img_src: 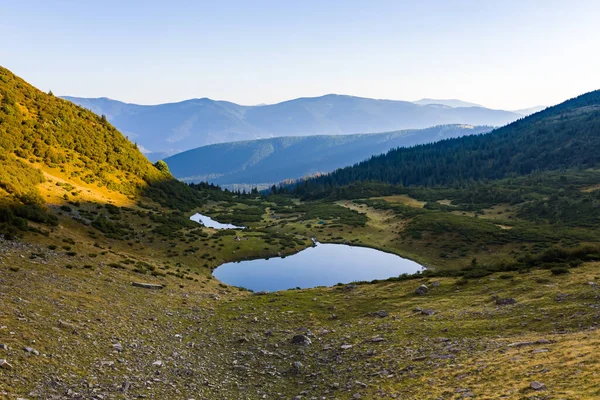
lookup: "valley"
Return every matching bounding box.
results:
[2,66,600,400]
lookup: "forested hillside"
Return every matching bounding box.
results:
[292,90,600,196]
[165,125,491,187]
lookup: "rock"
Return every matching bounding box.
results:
[344,284,357,291]
[341,344,353,350]
[292,361,303,370]
[254,291,269,295]
[367,310,388,318]
[415,284,429,295]
[431,281,441,288]
[291,334,312,346]
[495,297,517,306]
[0,344,8,350]
[112,343,123,352]
[371,336,385,343]
[132,282,164,289]
[0,359,12,369]
[507,339,552,348]
[420,309,436,316]
[24,346,39,356]
[530,381,546,391]
[555,293,569,302]
[152,360,163,367]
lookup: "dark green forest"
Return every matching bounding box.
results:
[291,90,600,197]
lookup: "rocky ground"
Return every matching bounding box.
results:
[2,236,600,399]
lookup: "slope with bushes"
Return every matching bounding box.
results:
[0,66,205,235]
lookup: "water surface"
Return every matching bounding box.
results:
[213,242,422,292]
[190,213,245,230]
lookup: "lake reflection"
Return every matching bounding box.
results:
[213,242,423,292]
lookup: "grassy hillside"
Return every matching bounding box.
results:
[165,125,492,188]
[293,90,600,197]
[0,66,208,235]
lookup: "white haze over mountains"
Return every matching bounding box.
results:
[62,94,531,161]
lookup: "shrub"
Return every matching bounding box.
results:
[551,267,570,275]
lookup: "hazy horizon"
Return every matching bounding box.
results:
[2,0,599,110]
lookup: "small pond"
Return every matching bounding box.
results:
[190,213,245,230]
[213,242,423,292]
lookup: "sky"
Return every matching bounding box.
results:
[2,0,600,110]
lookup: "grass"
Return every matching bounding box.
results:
[3,239,599,398]
[2,160,600,398]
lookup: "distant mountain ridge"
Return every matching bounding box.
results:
[412,98,481,108]
[164,124,492,188]
[513,105,547,116]
[291,89,600,196]
[62,94,523,161]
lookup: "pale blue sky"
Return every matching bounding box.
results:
[2,0,599,109]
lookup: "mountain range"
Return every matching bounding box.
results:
[62,94,525,161]
[164,124,492,189]
[293,90,600,196]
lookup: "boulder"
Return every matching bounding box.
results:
[291,334,312,346]
[415,284,429,295]
[495,297,517,306]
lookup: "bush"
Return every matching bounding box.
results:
[551,267,570,275]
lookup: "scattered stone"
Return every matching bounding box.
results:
[341,344,353,350]
[371,336,385,343]
[431,281,441,288]
[344,284,357,291]
[24,346,39,356]
[530,381,546,391]
[132,282,164,289]
[507,339,552,348]
[0,344,8,350]
[112,343,123,352]
[420,309,436,316]
[152,360,163,367]
[495,297,517,306]
[0,359,12,369]
[100,361,115,367]
[415,284,429,295]
[367,310,388,318]
[291,334,312,346]
[555,293,569,302]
